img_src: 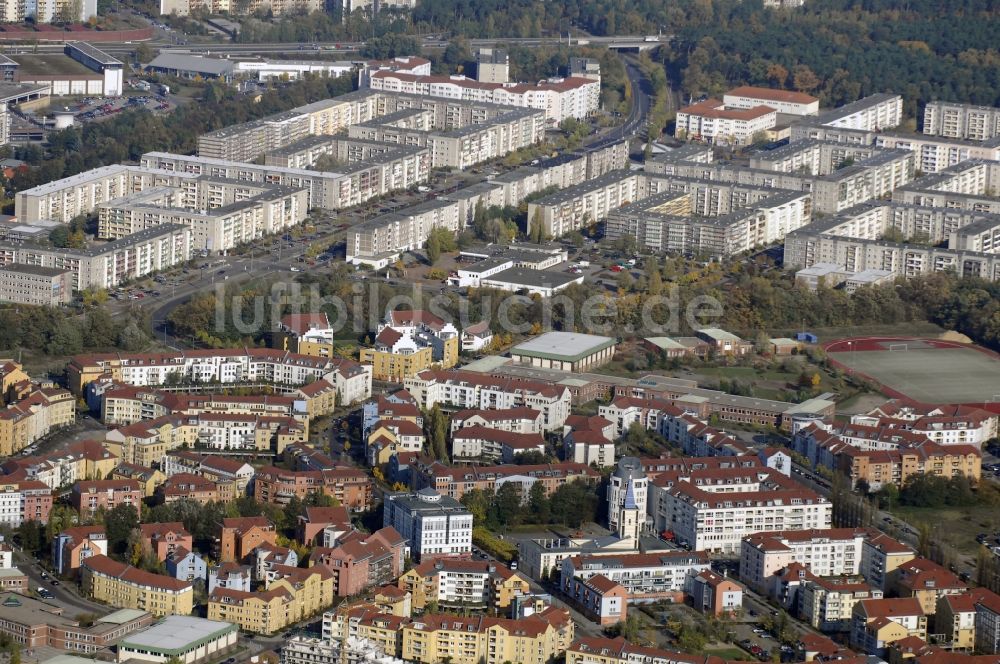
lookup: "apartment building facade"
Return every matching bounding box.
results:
[654,467,832,553]
[81,554,194,617]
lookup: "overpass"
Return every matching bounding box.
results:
[24,34,667,56]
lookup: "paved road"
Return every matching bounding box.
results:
[11,546,110,617]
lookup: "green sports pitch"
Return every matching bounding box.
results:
[827,341,1000,404]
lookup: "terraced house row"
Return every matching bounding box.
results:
[68,348,372,405]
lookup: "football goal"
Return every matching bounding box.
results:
[888,343,908,352]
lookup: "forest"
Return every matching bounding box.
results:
[225,0,1000,116]
[163,256,1000,356]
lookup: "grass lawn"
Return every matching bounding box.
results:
[704,647,751,661]
[892,504,1000,556]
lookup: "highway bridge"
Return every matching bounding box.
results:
[22,34,668,56]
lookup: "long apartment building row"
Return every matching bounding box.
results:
[403,368,572,430]
[410,458,600,501]
[891,158,1000,212]
[97,383,331,426]
[739,527,914,594]
[784,173,1000,281]
[14,164,199,224]
[0,224,192,292]
[647,144,915,215]
[263,135,429,173]
[346,138,627,267]
[97,177,309,253]
[140,147,428,213]
[81,554,194,617]
[0,439,114,492]
[197,89,387,161]
[346,106,544,170]
[198,89,545,170]
[604,183,812,259]
[366,70,600,124]
[792,422,981,491]
[322,606,575,664]
[790,110,1000,176]
[67,348,372,403]
[107,412,306,463]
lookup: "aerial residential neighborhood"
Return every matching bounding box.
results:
[0,2,999,664]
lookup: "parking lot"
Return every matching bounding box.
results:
[71,91,173,123]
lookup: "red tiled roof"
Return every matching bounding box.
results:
[82,554,191,591]
[725,85,818,105]
[280,313,330,336]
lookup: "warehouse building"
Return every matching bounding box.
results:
[117,615,238,664]
[510,332,617,372]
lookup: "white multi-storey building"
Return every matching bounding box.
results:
[675,99,777,146]
[607,457,648,536]
[14,165,199,224]
[69,349,372,405]
[368,71,599,124]
[740,528,871,593]
[561,551,711,601]
[382,488,473,561]
[816,94,903,131]
[404,369,571,431]
[655,467,832,554]
[923,101,1000,141]
[723,86,819,116]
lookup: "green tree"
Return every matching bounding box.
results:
[426,233,441,265]
[493,482,522,527]
[528,208,546,244]
[17,520,43,556]
[104,504,139,558]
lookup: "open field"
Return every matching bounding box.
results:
[892,504,1000,557]
[827,338,1000,404]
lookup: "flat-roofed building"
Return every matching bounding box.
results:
[478,267,584,297]
[382,488,473,561]
[815,94,903,132]
[65,43,123,97]
[510,332,616,372]
[0,593,153,651]
[0,224,192,292]
[0,264,71,306]
[117,616,237,664]
[923,101,1000,141]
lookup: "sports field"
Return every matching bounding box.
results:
[826,338,1000,404]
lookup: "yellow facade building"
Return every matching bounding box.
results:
[0,360,29,403]
[207,566,334,634]
[360,310,459,382]
[81,554,193,617]
[400,608,573,664]
[399,560,530,614]
[0,388,75,457]
[359,345,435,382]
